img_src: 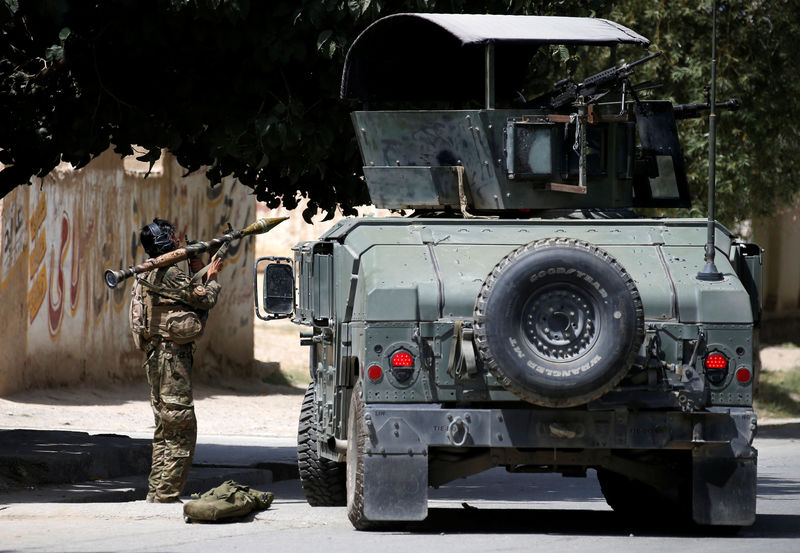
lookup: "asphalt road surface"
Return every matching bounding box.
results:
[1,436,798,553]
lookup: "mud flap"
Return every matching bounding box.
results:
[692,451,757,526]
[363,454,428,521]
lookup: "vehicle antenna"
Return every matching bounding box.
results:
[485,40,495,109]
[697,0,724,281]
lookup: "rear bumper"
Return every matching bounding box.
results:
[358,404,757,525]
[363,404,757,457]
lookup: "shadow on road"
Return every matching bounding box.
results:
[758,474,800,497]
[0,429,299,504]
[398,508,800,538]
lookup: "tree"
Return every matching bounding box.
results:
[606,0,800,225]
[1,1,797,225]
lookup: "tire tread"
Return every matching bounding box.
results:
[297,381,347,507]
[473,237,644,407]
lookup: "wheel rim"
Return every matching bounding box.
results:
[522,283,600,361]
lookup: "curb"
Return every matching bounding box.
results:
[0,429,151,489]
[758,419,800,440]
[0,466,284,504]
[0,429,299,504]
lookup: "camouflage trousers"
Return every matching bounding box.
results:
[144,339,197,503]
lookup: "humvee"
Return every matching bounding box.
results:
[256,14,760,530]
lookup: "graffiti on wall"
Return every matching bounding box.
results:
[1,196,27,288]
[0,152,256,393]
[205,181,253,270]
[21,176,252,340]
[47,212,71,337]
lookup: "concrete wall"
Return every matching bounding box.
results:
[754,210,800,341]
[0,150,255,395]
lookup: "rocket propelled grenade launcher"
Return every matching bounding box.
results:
[103,216,288,289]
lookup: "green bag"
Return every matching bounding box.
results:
[183,480,274,523]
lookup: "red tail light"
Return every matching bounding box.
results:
[389,350,415,383]
[736,367,752,383]
[391,351,414,367]
[367,365,383,380]
[704,353,728,370]
[704,352,729,385]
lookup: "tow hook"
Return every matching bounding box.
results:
[447,416,470,446]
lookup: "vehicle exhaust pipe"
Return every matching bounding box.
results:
[328,437,348,454]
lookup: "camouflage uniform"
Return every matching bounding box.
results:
[141,264,221,503]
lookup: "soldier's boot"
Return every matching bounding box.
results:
[146,437,168,502]
[154,447,194,502]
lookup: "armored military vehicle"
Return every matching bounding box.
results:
[256,14,761,530]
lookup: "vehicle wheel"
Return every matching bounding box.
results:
[474,238,644,407]
[346,381,375,530]
[597,468,689,523]
[297,381,346,506]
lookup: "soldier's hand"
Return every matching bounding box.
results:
[189,256,205,274]
[206,256,224,282]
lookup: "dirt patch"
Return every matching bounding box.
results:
[0,380,303,439]
[0,322,307,438]
[252,318,310,386]
[760,346,800,372]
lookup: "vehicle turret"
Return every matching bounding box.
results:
[342,13,691,214]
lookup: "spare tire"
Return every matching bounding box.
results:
[474,238,644,407]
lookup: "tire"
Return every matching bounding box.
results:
[474,238,644,408]
[346,381,375,530]
[597,467,689,523]
[297,381,346,507]
[598,469,667,517]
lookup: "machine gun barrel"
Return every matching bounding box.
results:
[103,216,288,289]
[673,98,740,120]
[580,50,662,90]
[545,50,662,109]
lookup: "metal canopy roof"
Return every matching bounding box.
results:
[341,13,650,102]
[389,14,649,46]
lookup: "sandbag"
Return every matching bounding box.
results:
[183,480,274,523]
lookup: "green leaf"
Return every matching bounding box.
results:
[316,29,332,51]
[45,45,64,63]
[135,148,162,164]
[113,143,134,157]
[348,0,372,17]
[3,0,19,16]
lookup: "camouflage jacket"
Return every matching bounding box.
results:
[146,264,221,311]
[142,264,222,343]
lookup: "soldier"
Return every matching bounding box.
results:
[134,218,224,503]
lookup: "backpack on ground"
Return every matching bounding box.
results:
[183,480,274,523]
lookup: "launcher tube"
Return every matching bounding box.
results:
[103,216,288,289]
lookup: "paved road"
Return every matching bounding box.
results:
[1,436,798,552]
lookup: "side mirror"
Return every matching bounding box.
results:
[254,256,294,321]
